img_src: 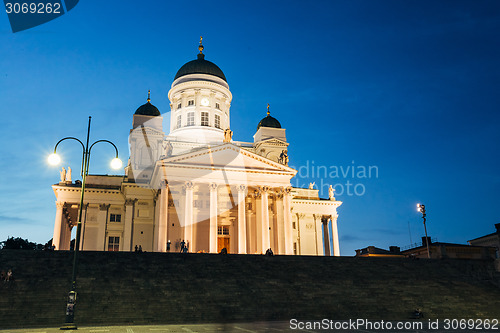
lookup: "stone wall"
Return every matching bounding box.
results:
[0,250,499,328]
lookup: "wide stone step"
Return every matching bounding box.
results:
[1,250,499,329]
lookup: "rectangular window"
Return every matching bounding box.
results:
[194,200,203,208]
[217,226,229,235]
[187,112,195,126]
[214,114,221,129]
[293,242,297,255]
[215,102,220,110]
[201,112,209,126]
[110,214,121,222]
[177,103,181,110]
[108,236,120,251]
[292,221,296,229]
[188,100,194,106]
[176,115,181,128]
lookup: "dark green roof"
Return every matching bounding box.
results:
[135,102,160,116]
[257,114,281,130]
[174,53,227,82]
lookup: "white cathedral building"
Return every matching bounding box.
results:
[51,41,342,256]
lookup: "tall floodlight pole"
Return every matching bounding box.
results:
[416,203,431,259]
[48,116,122,329]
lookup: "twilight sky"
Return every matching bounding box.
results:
[1,0,499,256]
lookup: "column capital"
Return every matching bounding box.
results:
[296,213,306,219]
[55,201,65,209]
[238,184,247,192]
[209,183,218,191]
[99,203,110,211]
[321,215,330,224]
[185,181,194,189]
[160,180,169,189]
[259,185,270,193]
[125,198,137,206]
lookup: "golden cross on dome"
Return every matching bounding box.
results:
[147,90,151,103]
[199,36,204,54]
[267,103,270,116]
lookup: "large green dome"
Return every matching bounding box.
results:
[174,53,227,82]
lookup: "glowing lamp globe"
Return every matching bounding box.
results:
[110,157,123,170]
[48,153,61,166]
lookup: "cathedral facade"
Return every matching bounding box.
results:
[51,42,342,256]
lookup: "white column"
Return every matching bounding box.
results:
[123,199,135,251]
[260,186,270,253]
[209,183,218,253]
[79,204,88,251]
[283,187,293,255]
[184,181,194,251]
[96,204,108,251]
[331,215,340,256]
[157,181,169,252]
[238,185,247,254]
[153,198,160,251]
[322,216,331,256]
[52,201,64,250]
[275,192,284,255]
[60,217,71,250]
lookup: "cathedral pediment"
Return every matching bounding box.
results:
[160,143,294,173]
[255,138,288,147]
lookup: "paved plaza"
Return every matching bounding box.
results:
[1,321,498,333]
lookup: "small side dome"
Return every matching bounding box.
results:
[257,104,281,130]
[135,90,161,116]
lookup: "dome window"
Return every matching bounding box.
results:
[214,114,221,129]
[187,112,195,126]
[215,102,220,110]
[188,100,195,106]
[201,112,209,126]
[176,115,182,129]
[177,103,181,110]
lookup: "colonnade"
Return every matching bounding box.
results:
[156,181,294,254]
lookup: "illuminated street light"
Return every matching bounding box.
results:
[48,153,61,166]
[110,157,123,170]
[49,116,121,330]
[416,203,431,259]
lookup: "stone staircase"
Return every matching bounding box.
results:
[0,250,499,329]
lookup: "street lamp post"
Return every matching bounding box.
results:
[416,203,431,259]
[48,116,122,329]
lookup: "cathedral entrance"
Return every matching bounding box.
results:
[217,225,230,253]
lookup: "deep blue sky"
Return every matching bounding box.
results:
[1,0,499,255]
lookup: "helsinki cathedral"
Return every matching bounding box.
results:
[51,39,342,256]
